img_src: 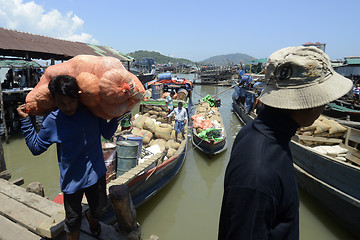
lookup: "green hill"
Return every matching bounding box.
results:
[200,53,254,66]
[128,50,195,65]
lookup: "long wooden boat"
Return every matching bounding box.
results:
[323,101,360,122]
[232,88,360,239]
[191,101,227,157]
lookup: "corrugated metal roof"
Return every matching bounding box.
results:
[0,27,132,62]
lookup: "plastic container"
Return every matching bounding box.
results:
[158,72,172,80]
[116,140,139,176]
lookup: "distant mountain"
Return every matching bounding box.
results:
[200,53,254,66]
[128,50,195,65]
[128,50,256,66]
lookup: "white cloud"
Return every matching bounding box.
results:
[0,0,98,44]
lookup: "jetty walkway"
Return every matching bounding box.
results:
[0,152,160,240]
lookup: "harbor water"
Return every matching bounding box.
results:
[2,74,358,240]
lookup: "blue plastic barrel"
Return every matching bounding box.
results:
[151,83,163,99]
[116,140,139,176]
[158,72,172,80]
[119,134,143,157]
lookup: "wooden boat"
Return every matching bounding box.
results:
[117,105,188,208]
[191,100,227,157]
[232,88,360,239]
[323,101,360,122]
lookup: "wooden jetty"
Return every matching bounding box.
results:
[0,150,162,239]
[0,178,134,240]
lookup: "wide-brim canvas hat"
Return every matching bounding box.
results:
[259,46,353,110]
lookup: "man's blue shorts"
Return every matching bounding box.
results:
[175,120,185,133]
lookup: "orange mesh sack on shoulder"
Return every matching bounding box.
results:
[25,55,145,119]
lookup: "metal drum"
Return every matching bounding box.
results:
[116,140,139,176]
[119,134,143,158]
[151,83,163,99]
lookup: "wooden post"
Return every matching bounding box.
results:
[109,184,141,240]
[0,137,6,172]
[0,81,9,144]
[26,182,45,197]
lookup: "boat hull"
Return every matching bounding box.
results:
[192,132,227,157]
[293,163,360,238]
[128,139,187,207]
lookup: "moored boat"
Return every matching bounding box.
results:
[231,87,360,238]
[191,95,227,157]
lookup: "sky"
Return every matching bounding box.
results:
[0,0,359,62]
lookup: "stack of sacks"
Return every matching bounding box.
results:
[131,113,185,160]
[141,105,168,123]
[311,145,348,161]
[192,102,223,134]
[297,115,348,146]
[26,55,145,119]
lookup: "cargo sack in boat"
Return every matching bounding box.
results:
[166,148,177,159]
[131,127,142,137]
[133,115,147,129]
[166,139,181,150]
[158,111,168,117]
[210,115,222,123]
[201,102,210,109]
[200,120,214,130]
[196,106,207,113]
[139,129,153,145]
[143,117,157,133]
[313,119,331,134]
[154,106,164,111]
[148,110,158,115]
[25,55,145,119]
[321,118,347,135]
[150,139,167,151]
[150,115,157,119]
[154,124,172,141]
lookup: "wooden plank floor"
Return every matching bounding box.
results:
[0,179,129,239]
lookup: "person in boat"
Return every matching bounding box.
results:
[167,101,188,143]
[253,89,265,114]
[17,75,120,240]
[218,46,353,240]
[166,91,175,113]
[353,83,360,104]
[120,112,132,131]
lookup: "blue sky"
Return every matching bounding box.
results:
[0,0,359,61]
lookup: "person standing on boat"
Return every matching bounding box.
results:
[17,75,120,240]
[353,84,360,104]
[167,101,187,143]
[120,112,132,131]
[166,91,175,113]
[218,46,353,240]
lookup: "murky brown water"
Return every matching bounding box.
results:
[2,74,358,239]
